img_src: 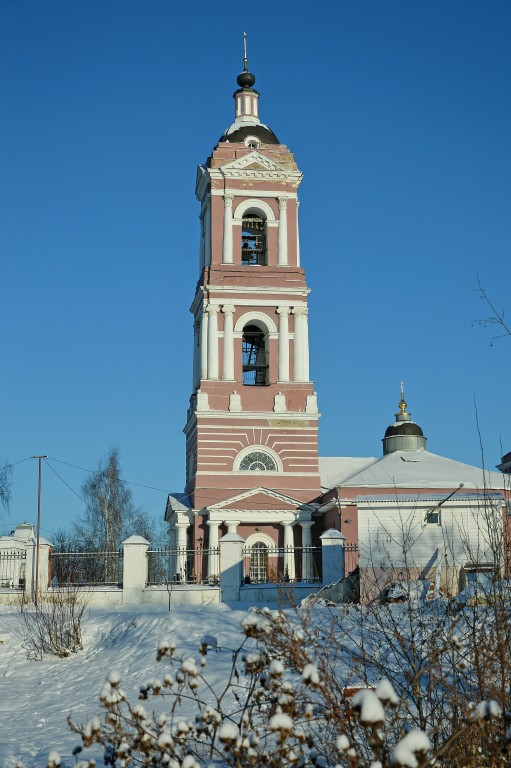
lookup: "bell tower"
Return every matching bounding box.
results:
[180,47,321,540]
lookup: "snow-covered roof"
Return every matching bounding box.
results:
[352,492,504,503]
[166,493,192,512]
[319,457,379,489]
[320,449,507,491]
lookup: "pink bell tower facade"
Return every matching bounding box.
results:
[166,53,321,569]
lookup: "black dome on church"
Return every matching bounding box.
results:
[219,123,280,145]
[384,421,424,438]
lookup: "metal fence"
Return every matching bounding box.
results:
[50,551,123,587]
[146,546,220,586]
[242,545,322,584]
[0,550,27,589]
[344,543,359,576]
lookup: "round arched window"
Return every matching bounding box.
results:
[239,451,277,471]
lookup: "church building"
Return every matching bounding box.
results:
[165,53,509,594]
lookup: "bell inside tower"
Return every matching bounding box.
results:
[242,324,268,385]
[241,214,267,265]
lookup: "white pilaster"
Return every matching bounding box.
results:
[278,197,288,266]
[303,307,310,381]
[207,521,220,580]
[296,200,301,268]
[277,306,290,382]
[222,304,235,380]
[300,521,314,581]
[204,197,211,267]
[222,193,234,264]
[200,310,208,380]
[207,305,219,380]
[293,308,306,382]
[283,522,295,581]
[192,319,200,388]
[199,212,205,271]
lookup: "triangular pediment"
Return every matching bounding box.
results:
[219,151,282,173]
[209,486,310,512]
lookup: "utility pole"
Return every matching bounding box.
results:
[31,455,48,607]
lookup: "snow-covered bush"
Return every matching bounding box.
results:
[64,603,511,768]
[19,586,88,659]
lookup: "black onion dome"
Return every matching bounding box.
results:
[219,123,280,144]
[237,70,256,88]
[384,422,424,438]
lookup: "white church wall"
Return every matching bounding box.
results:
[357,496,502,596]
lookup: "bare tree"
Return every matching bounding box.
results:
[0,460,12,512]
[475,276,511,346]
[71,448,155,582]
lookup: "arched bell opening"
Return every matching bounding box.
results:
[242,324,268,385]
[241,214,267,266]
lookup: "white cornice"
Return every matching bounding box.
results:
[184,410,320,434]
[210,189,298,199]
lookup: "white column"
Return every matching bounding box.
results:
[207,305,219,380]
[222,304,235,380]
[277,307,290,382]
[226,520,240,535]
[293,308,306,382]
[175,522,189,583]
[303,307,310,381]
[199,212,205,271]
[192,319,200,388]
[207,521,220,580]
[204,197,211,266]
[296,200,301,268]
[200,310,208,380]
[283,522,295,581]
[222,193,234,264]
[300,521,314,581]
[278,197,288,266]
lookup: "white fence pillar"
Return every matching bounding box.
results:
[320,529,346,585]
[122,536,149,605]
[219,533,245,602]
[25,539,51,602]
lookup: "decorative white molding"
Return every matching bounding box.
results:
[216,151,284,173]
[211,189,298,200]
[229,391,242,413]
[234,310,277,335]
[306,393,318,414]
[196,390,210,411]
[273,392,286,413]
[233,445,283,473]
[209,485,309,510]
[233,198,276,223]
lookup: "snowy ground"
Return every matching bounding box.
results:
[0,602,261,768]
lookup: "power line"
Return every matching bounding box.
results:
[1,457,33,470]
[47,456,178,495]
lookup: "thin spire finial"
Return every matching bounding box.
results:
[399,381,407,414]
[243,31,248,72]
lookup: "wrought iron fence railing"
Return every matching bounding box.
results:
[0,550,27,589]
[344,543,359,576]
[242,545,322,584]
[50,551,123,587]
[146,547,220,586]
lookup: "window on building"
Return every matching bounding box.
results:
[250,541,268,583]
[242,324,268,385]
[425,510,440,525]
[239,451,277,471]
[241,215,267,266]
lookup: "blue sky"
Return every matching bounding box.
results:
[1,0,510,538]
